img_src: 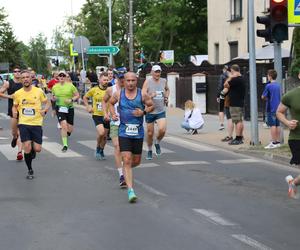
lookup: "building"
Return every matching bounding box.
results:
[207,0,293,64]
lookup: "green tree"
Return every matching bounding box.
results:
[290,27,300,77]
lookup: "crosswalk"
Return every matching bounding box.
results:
[0,112,10,120]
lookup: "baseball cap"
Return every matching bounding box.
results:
[58,70,67,76]
[113,67,127,78]
[152,65,162,72]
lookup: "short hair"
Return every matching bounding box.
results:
[13,66,20,70]
[230,64,240,72]
[184,100,195,110]
[99,72,108,78]
[267,69,277,80]
[20,70,31,75]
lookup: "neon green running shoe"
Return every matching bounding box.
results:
[128,188,137,203]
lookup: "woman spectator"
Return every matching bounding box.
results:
[181,100,204,135]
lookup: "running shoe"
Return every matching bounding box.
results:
[95,151,101,160]
[218,124,225,131]
[191,129,198,135]
[228,139,243,145]
[16,151,23,161]
[11,136,18,148]
[285,175,298,198]
[61,146,68,152]
[154,144,161,156]
[221,136,233,142]
[146,150,153,160]
[26,169,34,180]
[128,188,137,203]
[99,149,105,160]
[119,175,127,188]
[264,142,281,149]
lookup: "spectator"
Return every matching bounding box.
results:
[261,69,281,149]
[181,100,204,135]
[217,65,229,131]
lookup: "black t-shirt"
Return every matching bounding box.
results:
[228,76,245,107]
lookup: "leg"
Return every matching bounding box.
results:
[121,151,133,189]
[181,121,191,131]
[132,154,142,168]
[156,118,167,143]
[146,122,154,150]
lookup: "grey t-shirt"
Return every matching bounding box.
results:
[146,77,167,114]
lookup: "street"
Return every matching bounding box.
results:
[0,99,300,250]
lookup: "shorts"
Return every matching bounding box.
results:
[18,124,43,144]
[230,106,243,124]
[56,107,74,125]
[51,100,56,110]
[110,124,119,138]
[146,111,166,123]
[219,99,224,112]
[224,107,231,120]
[288,140,300,165]
[266,112,280,127]
[92,115,110,129]
[119,136,143,154]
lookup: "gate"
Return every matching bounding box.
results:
[176,77,192,109]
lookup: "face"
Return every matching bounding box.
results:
[107,70,113,80]
[124,73,137,91]
[13,68,21,79]
[152,70,161,80]
[58,73,66,83]
[100,76,109,87]
[21,72,32,88]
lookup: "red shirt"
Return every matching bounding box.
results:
[47,78,58,90]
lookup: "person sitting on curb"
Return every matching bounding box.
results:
[181,100,204,135]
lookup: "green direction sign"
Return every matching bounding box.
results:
[87,46,120,55]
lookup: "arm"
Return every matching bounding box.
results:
[40,98,51,116]
[102,87,112,121]
[164,80,170,104]
[0,81,12,99]
[141,79,148,97]
[276,103,298,130]
[83,92,93,113]
[109,90,120,121]
[12,104,18,119]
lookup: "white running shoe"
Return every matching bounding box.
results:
[264,142,280,149]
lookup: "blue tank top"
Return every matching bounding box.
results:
[119,88,145,139]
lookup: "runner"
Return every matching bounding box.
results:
[0,66,24,160]
[102,68,126,187]
[83,72,110,160]
[12,70,50,179]
[142,65,169,160]
[47,71,59,117]
[110,72,154,203]
[51,70,79,152]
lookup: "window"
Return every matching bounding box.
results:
[229,41,238,60]
[214,43,219,64]
[230,0,243,21]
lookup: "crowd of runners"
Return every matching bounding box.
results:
[0,65,169,203]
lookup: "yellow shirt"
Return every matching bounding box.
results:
[14,86,47,126]
[84,86,107,116]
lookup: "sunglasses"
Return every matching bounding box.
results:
[58,74,66,77]
[14,70,21,73]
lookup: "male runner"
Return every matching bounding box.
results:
[102,69,126,187]
[110,72,153,203]
[51,71,79,152]
[83,72,110,160]
[142,65,169,160]
[12,70,50,179]
[0,66,24,160]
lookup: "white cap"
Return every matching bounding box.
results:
[151,65,162,72]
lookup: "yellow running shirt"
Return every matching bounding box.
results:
[13,87,47,126]
[84,86,107,116]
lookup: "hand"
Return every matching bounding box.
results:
[288,120,299,130]
[104,113,110,121]
[86,105,93,113]
[12,112,18,119]
[132,108,144,117]
[164,96,168,104]
[111,113,119,121]
[150,92,156,98]
[40,109,47,117]
[64,98,72,104]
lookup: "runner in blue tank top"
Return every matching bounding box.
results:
[110,72,154,203]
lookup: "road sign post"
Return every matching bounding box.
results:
[86,46,120,55]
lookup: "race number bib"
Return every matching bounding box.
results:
[96,102,102,111]
[154,90,164,99]
[125,124,139,136]
[58,106,69,113]
[22,108,35,116]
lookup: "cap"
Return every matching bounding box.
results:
[113,67,127,78]
[152,65,162,72]
[58,70,67,76]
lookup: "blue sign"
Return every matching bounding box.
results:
[295,0,300,16]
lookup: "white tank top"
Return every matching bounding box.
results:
[111,84,120,126]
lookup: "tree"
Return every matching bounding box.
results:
[290,27,300,77]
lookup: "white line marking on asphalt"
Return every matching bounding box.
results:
[167,161,210,166]
[217,159,261,164]
[0,113,10,119]
[142,142,174,153]
[43,142,82,158]
[193,209,237,226]
[0,144,18,160]
[0,137,9,140]
[164,136,218,152]
[42,136,48,140]
[77,140,114,155]
[134,179,168,197]
[232,234,273,250]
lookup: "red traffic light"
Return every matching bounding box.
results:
[271,5,287,21]
[270,0,288,42]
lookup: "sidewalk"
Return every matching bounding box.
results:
[165,107,292,166]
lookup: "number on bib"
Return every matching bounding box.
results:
[154,90,164,99]
[58,106,69,113]
[125,124,139,136]
[22,108,35,116]
[96,102,102,111]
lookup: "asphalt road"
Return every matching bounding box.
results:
[0,99,300,250]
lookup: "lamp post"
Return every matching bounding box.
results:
[108,0,113,66]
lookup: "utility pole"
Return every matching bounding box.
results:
[129,0,134,71]
[248,0,259,145]
[108,0,113,66]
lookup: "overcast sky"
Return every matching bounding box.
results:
[1,0,86,45]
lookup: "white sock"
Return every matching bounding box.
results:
[148,145,152,151]
[155,139,161,144]
[117,168,123,177]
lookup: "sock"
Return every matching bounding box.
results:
[24,153,32,171]
[148,145,152,151]
[236,136,243,140]
[62,137,68,147]
[273,141,280,144]
[96,146,101,153]
[155,139,161,145]
[117,168,123,177]
[67,132,71,137]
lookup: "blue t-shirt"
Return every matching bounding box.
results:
[262,82,281,113]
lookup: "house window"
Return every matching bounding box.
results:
[230,0,242,21]
[229,41,238,60]
[214,43,219,64]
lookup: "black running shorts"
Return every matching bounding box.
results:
[119,136,143,155]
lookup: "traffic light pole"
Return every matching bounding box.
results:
[248,0,259,145]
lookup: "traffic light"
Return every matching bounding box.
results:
[270,0,288,42]
[256,14,272,42]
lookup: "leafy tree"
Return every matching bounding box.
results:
[290,27,300,77]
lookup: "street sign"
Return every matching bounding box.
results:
[69,44,78,56]
[87,46,120,55]
[288,0,300,24]
[73,36,90,54]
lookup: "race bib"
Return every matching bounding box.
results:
[125,124,139,136]
[58,106,69,113]
[154,90,164,99]
[96,102,102,111]
[22,108,35,116]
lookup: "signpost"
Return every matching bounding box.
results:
[87,46,120,55]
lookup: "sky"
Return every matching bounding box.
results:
[1,0,86,45]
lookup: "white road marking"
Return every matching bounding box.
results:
[164,136,218,152]
[0,113,10,119]
[42,136,48,140]
[134,179,168,197]
[232,234,273,250]
[105,163,159,170]
[0,137,9,140]
[142,142,174,153]
[193,209,237,226]
[217,159,261,164]
[0,144,18,160]
[78,141,114,155]
[43,142,82,158]
[167,161,210,166]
